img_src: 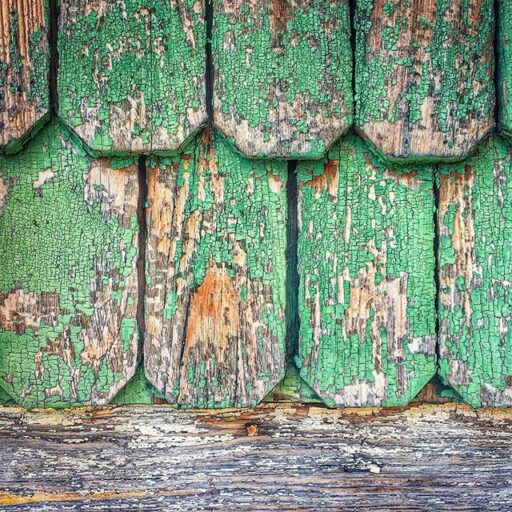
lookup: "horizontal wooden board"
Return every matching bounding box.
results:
[0,122,140,408]
[355,0,495,161]
[297,135,437,406]
[212,0,353,158]
[58,0,207,155]
[144,130,288,408]
[438,136,512,407]
[1,403,512,510]
[0,0,49,152]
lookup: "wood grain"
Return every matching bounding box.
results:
[438,135,512,407]
[355,0,495,161]
[297,135,437,406]
[58,0,207,155]
[0,122,140,408]
[144,130,287,408]
[212,0,353,159]
[1,403,512,510]
[0,0,49,152]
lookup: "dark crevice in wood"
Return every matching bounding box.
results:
[205,0,214,125]
[286,160,300,364]
[136,156,148,365]
[433,168,442,365]
[48,0,59,116]
[494,0,501,129]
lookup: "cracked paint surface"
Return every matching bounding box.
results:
[213,0,353,159]
[0,122,140,408]
[355,0,494,161]
[438,136,512,407]
[0,0,49,152]
[58,0,206,155]
[297,134,436,406]
[498,0,512,136]
[144,130,287,408]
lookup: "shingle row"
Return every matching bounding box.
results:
[2,0,508,161]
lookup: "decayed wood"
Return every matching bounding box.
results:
[1,403,512,510]
[438,135,512,407]
[213,0,353,159]
[144,130,287,408]
[355,0,495,161]
[297,135,437,406]
[58,0,207,155]
[0,0,49,152]
[0,122,140,408]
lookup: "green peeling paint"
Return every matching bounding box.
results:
[355,0,494,160]
[297,134,436,407]
[498,0,512,136]
[438,135,512,407]
[213,0,353,158]
[144,130,288,408]
[58,0,206,155]
[0,121,140,408]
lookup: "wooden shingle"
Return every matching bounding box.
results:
[0,122,140,407]
[438,136,512,407]
[212,0,353,159]
[58,0,207,155]
[144,129,287,408]
[0,0,49,153]
[297,135,436,406]
[355,0,495,161]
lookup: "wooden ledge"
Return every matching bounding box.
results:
[1,403,512,510]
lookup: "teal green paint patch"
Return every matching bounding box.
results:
[0,121,140,408]
[438,135,512,407]
[297,134,436,407]
[58,0,206,155]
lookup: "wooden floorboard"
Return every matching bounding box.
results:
[1,403,512,511]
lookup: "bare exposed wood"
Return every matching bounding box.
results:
[144,130,287,408]
[58,0,207,155]
[438,135,512,407]
[1,403,512,510]
[297,135,436,406]
[355,0,495,161]
[0,0,49,152]
[212,0,353,159]
[0,122,140,408]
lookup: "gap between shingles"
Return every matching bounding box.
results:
[432,166,442,365]
[205,0,214,124]
[48,0,59,116]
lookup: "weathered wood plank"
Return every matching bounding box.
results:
[1,403,512,510]
[438,135,512,407]
[58,0,207,155]
[0,122,140,408]
[297,135,436,406]
[0,0,49,153]
[498,0,512,135]
[144,130,287,408]
[355,0,495,161]
[212,0,353,159]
